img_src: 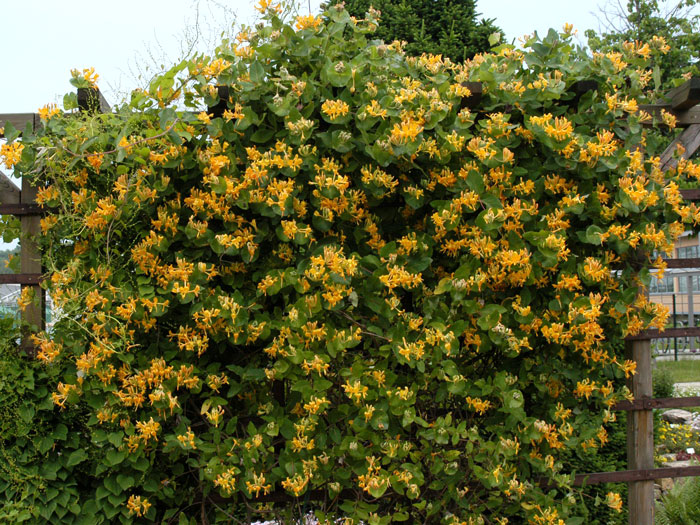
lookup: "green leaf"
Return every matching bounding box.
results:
[117,475,135,491]
[250,61,265,84]
[66,449,88,467]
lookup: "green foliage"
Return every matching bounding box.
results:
[653,364,676,399]
[0,247,19,274]
[561,414,628,525]
[341,0,500,62]
[656,476,700,524]
[586,0,700,88]
[0,324,101,523]
[3,2,698,523]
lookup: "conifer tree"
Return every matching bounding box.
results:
[341,0,500,62]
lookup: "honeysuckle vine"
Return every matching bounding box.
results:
[3,1,699,523]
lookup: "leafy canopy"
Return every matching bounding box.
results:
[587,0,700,87]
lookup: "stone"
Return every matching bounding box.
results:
[659,477,675,493]
[661,409,693,424]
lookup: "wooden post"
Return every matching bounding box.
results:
[19,177,43,355]
[626,337,654,524]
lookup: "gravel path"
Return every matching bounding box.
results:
[675,382,700,395]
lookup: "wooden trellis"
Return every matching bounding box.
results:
[2,80,700,524]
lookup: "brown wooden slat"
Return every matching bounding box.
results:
[572,466,700,486]
[19,177,43,357]
[626,336,654,524]
[639,104,700,127]
[626,327,700,340]
[660,124,700,171]
[663,257,700,268]
[680,188,700,200]
[0,113,36,136]
[0,170,20,205]
[0,203,43,216]
[0,273,42,285]
[613,396,700,411]
[666,78,700,110]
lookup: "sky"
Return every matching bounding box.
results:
[1,0,604,115]
[0,0,604,249]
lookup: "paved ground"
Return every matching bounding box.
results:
[675,382,700,394]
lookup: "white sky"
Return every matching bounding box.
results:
[1,0,604,115]
[0,0,606,250]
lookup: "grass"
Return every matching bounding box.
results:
[656,359,700,384]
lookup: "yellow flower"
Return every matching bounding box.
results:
[38,103,61,121]
[126,495,151,517]
[295,15,322,31]
[71,67,99,88]
[0,142,24,169]
[606,491,623,512]
[321,99,350,120]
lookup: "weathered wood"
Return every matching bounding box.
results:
[0,203,43,216]
[666,77,700,110]
[0,274,43,285]
[681,188,700,200]
[0,113,37,137]
[614,396,700,411]
[77,87,111,113]
[19,178,43,356]
[639,104,700,127]
[572,466,700,486]
[659,124,700,171]
[0,170,20,205]
[663,257,700,268]
[626,327,700,340]
[626,338,654,525]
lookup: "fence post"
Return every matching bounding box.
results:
[19,176,43,355]
[626,337,654,524]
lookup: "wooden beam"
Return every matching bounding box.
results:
[0,113,36,137]
[681,189,700,200]
[572,466,700,486]
[0,170,20,205]
[626,327,700,340]
[639,104,700,127]
[19,177,43,356]
[626,337,654,525]
[664,257,700,268]
[659,123,700,171]
[0,274,42,285]
[666,77,700,110]
[0,203,43,216]
[614,396,700,411]
[77,87,111,113]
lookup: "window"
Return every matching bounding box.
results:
[678,275,700,293]
[677,245,700,259]
[649,275,675,294]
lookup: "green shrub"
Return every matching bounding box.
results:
[4,2,694,523]
[654,365,676,399]
[561,413,628,525]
